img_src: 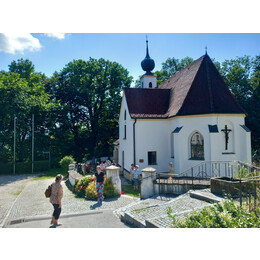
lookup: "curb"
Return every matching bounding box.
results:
[189,191,223,203]
[0,181,29,228]
[3,210,106,227]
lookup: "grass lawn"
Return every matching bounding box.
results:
[33,168,67,180]
[122,181,140,198]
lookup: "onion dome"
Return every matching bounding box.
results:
[141,40,155,75]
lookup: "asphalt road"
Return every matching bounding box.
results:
[6,209,131,228]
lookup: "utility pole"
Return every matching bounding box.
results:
[13,116,17,175]
[32,114,34,174]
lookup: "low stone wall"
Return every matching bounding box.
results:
[210,177,252,197]
[154,183,209,195]
[123,168,131,181]
[68,169,84,187]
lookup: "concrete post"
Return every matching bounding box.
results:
[69,164,75,171]
[141,167,156,199]
[105,165,121,195]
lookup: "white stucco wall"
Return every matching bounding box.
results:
[140,75,157,88]
[134,119,171,172]
[171,115,251,174]
[118,94,134,172]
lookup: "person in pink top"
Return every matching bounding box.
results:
[100,161,105,170]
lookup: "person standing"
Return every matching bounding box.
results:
[112,160,117,166]
[100,161,105,171]
[129,163,134,185]
[95,166,106,204]
[133,165,140,190]
[50,174,63,226]
[168,162,175,175]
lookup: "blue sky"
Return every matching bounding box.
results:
[0,33,260,86]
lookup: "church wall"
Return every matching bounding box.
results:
[171,115,251,174]
[118,95,134,172]
[119,93,251,175]
[134,119,171,173]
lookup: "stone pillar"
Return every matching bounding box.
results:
[105,165,121,195]
[141,167,156,199]
[69,164,75,171]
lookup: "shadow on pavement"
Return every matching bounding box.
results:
[90,202,102,210]
[0,173,43,185]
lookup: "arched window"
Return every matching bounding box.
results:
[124,110,126,120]
[149,82,152,88]
[190,131,204,160]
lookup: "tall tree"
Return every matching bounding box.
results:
[0,59,57,163]
[47,58,132,161]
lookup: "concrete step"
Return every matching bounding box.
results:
[118,188,225,228]
[189,188,223,203]
[121,192,211,228]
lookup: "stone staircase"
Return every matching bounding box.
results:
[114,189,224,228]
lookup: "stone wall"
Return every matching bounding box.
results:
[68,169,84,187]
[140,167,156,199]
[105,166,121,194]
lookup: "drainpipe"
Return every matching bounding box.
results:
[133,119,137,166]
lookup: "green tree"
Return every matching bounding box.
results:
[217,56,260,151]
[0,59,58,163]
[47,58,132,161]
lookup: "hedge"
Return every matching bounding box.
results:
[0,160,49,175]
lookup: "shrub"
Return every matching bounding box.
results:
[0,160,49,175]
[103,177,119,198]
[85,181,98,200]
[59,156,74,173]
[73,176,94,197]
[168,199,260,228]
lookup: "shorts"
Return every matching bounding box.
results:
[133,178,138,187]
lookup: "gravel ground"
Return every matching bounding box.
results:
[0,174,41,226]
[1,176,139,225]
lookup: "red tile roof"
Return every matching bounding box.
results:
[124,54,246,119]
[124,88,170,118]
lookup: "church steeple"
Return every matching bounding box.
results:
[141,39,155,75]
[140,38,157,88]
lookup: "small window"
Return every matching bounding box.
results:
[124,110,126,120]
[149,82,152,88]
[190,132,204,160]
[171,133,174,158]
[141,82,144,88]
[148,151,157,165]
[124,124,126,139]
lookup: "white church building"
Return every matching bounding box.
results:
[115,40,252,175]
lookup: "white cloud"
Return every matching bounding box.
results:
[44,33,66,39]
[0,33,42,54]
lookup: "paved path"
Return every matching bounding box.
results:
[0,174,222,228]
[0,175,138,228]
[0,174,42,226]
[7,210,131,228]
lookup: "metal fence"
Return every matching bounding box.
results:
[237,177,260,216]
[156,161,260,205]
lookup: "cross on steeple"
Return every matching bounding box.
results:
[221,125,232,150]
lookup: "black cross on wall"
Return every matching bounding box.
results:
[221,125,232,150]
